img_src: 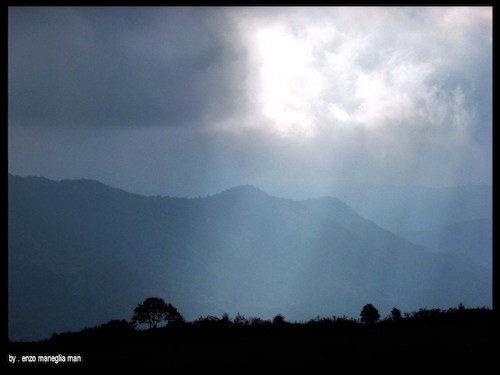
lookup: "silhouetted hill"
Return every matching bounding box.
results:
[8,174,491,341]
[8,307,493,368]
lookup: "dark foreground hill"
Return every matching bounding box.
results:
[8,174,492,341]
[7,308,494,368]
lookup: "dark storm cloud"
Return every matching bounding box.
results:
[8,7,492,198]
[8,7,242,128]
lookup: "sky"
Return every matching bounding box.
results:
[8,6,492,199]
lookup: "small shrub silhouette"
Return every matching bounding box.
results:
[234,313,250,326]
[272,314,286,325]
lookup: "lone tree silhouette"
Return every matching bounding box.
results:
[360,303,380,324]
[273,314,286,325]
[390,307,402,321]
[132,297,184,329]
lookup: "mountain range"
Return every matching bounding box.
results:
[8,174,492,341]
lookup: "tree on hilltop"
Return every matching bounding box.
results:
[360,303,380,324]
[390,307,402,321]
[131,297,184,329]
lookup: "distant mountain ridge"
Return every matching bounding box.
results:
[330,184,492,233]
[398,218,492,269]
[8,174,491,341]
